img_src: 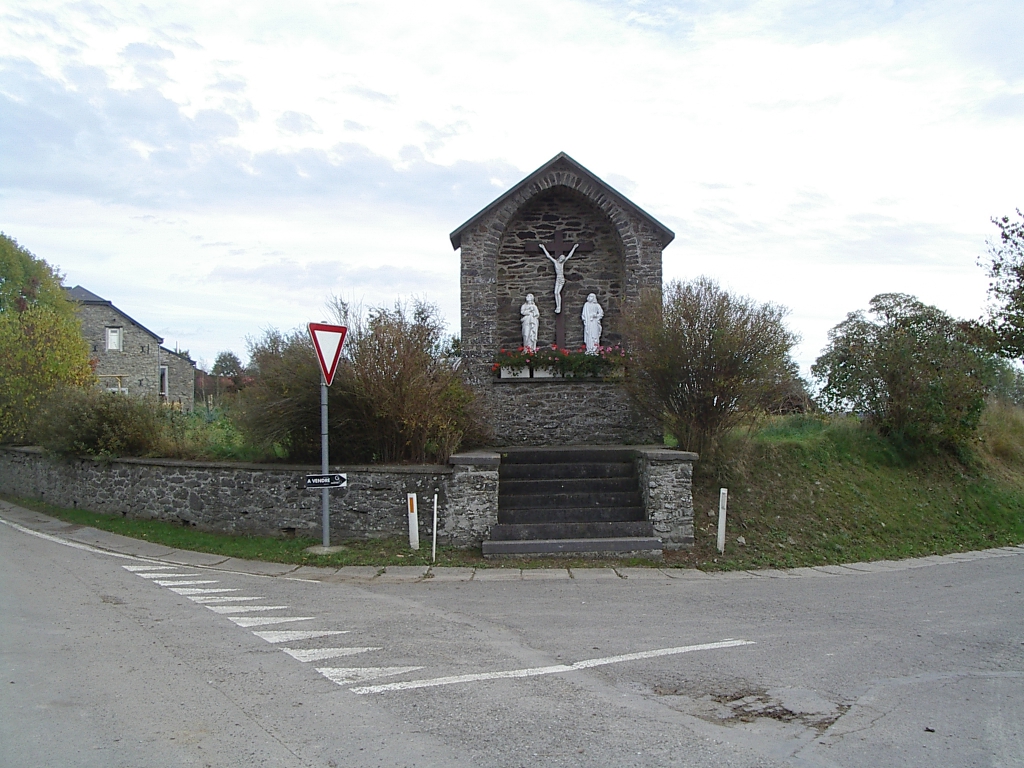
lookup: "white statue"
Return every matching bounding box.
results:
[538,242,579,314]
[520,293,539,351]
[582,293,604,353]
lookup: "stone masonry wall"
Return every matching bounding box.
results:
[637,448,697,548]
[0,447,460,543]
[496,188,625,351]
[489,381,661,446]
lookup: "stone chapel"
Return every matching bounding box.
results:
[450,152,675,446]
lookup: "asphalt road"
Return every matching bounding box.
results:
[2,507,1022,768]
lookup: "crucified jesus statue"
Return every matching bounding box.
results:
[538,242,579,314]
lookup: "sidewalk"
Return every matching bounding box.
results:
[2,498,1022,585]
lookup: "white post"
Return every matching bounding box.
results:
[717,488,728,554]
[407,493,420,550]
[431,493,438,563]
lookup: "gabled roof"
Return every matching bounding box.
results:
[449,152,675,250]
[65,285,164,343]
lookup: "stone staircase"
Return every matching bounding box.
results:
[481,448,663,557]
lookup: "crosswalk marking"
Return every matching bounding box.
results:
[122,565,178,572]
[169,587,239,595]
[188,595,263,604]
[153,579,219,586]
[227,616,316,628]
[283,647,381,663]
[136,572,196,578]
[254,630,349,644]
[207,605,290,614]
[317,666,423,685]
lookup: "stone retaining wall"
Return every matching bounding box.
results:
[0,447,493,546]
[0,446,694,549]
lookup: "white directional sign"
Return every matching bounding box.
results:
[307,323,348,386]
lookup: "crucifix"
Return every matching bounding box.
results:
[526,230,594,348]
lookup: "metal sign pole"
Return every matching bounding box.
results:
[321,372,330,547]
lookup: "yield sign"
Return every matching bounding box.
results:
[308,323,348,386]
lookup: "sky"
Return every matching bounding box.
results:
[2,0,1022,374]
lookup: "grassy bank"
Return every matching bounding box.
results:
[6,404,1024,571]
[682,403,1024,570]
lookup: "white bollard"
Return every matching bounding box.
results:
[407,493,420,550]
[717,488,728,554]
[431,493,438,563]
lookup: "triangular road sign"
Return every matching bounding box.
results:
[308,323,348,386]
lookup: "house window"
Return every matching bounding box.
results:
[105,327,122,351]
[159,366,169,399]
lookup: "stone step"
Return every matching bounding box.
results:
[489,521,655,541]
[499,491,643,510]
[499,477,638,496]
[498,505,646,525]
[499,462,636,480]
[499,448,637,464]
[481,537,663,557]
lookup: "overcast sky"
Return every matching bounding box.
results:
[2,0,1022,373]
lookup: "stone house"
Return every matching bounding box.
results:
[66,286,196,411]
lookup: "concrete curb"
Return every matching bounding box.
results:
[1,499,1022,585]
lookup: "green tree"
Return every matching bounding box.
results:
[625,277,799,456]
[812,293,993,450]
[0,234,93,443]
[981,209,1024,357]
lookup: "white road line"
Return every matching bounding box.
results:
[0,517,138,559]
[227,616,316,628]
[254,630,350,644]
[169,587,239,595]
[350,639,755,695]
[136,572,197,579]
[206,605,290,614]
[283,647,382,663]
[188,595,264,604]
[153,579,219,586]
[123,565,178,572]
[318,666,423,685]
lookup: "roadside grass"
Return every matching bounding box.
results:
[2,496,664,570]
[680,409,1024,571]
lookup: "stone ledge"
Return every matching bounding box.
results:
[636,447,700,462]
[0,445,453,475]
[448,451,501,467]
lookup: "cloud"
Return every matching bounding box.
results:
[0,57,522,218]
[346,85,395,104]
[276,111,320,134]
[207,259,454,294]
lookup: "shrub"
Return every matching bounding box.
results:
[32,388,161,457]
[812,293,994,450]
[237,301,484,464]
[624,277,799,457]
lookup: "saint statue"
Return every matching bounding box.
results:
[520,294,540,351]
[538,242,579,314]
[582,293,604,353]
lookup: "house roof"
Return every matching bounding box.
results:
[449,152,675,250]
[65,285,164,343]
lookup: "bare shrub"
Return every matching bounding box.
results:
[237,301,483,464]
[625,277,799,457]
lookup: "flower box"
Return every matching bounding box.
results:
[499,366,529,379]
[531,367,561,378]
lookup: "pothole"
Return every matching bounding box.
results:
[653,683,848,732]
